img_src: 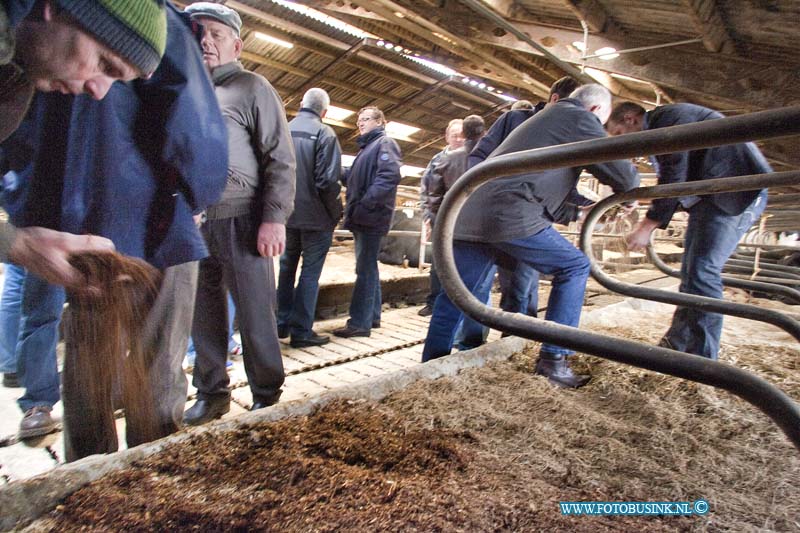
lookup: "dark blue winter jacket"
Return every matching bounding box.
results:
[341,127,402,235]
[0,3,228,269]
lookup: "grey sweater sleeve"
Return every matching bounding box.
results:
[252,80,297,224]
[0,221,17,262]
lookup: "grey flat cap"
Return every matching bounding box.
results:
[185,2,242,36]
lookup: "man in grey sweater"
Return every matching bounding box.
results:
[183,3,296,425]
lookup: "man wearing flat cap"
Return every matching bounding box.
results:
[183,2,296,425]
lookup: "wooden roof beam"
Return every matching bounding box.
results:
[346,0,551,97]
[229,1,501,108]
[474,21,798,111]
[561,0,624,37]
[682,0,738,54]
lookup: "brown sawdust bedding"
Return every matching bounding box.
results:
[33,323,800,532]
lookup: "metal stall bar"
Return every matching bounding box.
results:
[580,172,800,340]
[433,105,800,450]
[645,245,800,304]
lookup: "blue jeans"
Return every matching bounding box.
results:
[16,274,64,411]
[422,226,590,362]
[348,231,383,330]
[663,191,767,359]
[0,264,25,373]
[454,265,495,350]
[499,262,539,317]
[277,228,333,338]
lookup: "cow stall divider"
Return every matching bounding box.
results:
[432,105,800,451]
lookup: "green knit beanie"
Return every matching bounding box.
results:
[55,0,168,76]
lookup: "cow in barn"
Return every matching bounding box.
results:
[379,207,430,268]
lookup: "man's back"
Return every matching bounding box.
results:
[455,99,638,243]
[287,109,342,231]
[645,103,771,225]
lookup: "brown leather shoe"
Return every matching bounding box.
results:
[19,405,57,439]
[534,354,591,388]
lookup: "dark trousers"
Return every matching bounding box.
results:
[193,215,284,404]
[348,231,383,330]
[426,254,443,308]
[62,261,197,462]
[276,228,333,339]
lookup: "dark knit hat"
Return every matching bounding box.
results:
[55,0,168,76]
[184,2,242,36]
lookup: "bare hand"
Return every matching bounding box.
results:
[625,218,659,252]
[423,219,432,243]
[619,201,639,215]
[257,222,285,257]
[9,227,115,288]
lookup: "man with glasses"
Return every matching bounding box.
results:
[334,106,402,338]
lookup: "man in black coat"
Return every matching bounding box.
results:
[607,102,770,359]
[423,85,640,388]
[277,88,342,348]
[334,106,402,338]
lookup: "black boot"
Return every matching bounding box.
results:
[534,354,591,388]
[183,397,230,426]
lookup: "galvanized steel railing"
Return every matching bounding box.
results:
[433,105,800,451]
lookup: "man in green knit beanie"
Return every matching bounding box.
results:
[0,0,168,290]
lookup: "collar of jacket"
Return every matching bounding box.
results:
[357,126,385,148]
[298,107,322,119]
[211,60,243,85]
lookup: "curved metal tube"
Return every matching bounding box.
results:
[646,245,800,304]
[433,106,800,450]
[581,173,800,341]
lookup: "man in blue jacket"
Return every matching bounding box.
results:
[607,102,769,360]
[334,106,402,338]
[0,0,168,289]
[277,88,342,348]
[423,85,639,388]
[2,3,228,459]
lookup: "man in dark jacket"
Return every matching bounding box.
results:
[423,85,640,389]
[183,3,296,425]
[468,77,582,321]
[333,105,402,338]
[468,76,579,168]
[2,3,229,458]
[417,118,463,317]
[607,102,769,359]
[277,88,342,348]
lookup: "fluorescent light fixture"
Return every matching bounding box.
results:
[404,55,457,76]
[400,165,426,177]
[270,0,375,39]
[496,93,518,102]
[254,31,293,48]
[572,41,586,52]
[610,72,647,83]
[385,121,420,139]
[324,105,354,121]
[595,47,619,60]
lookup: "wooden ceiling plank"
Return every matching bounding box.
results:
[682,0,738,54]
